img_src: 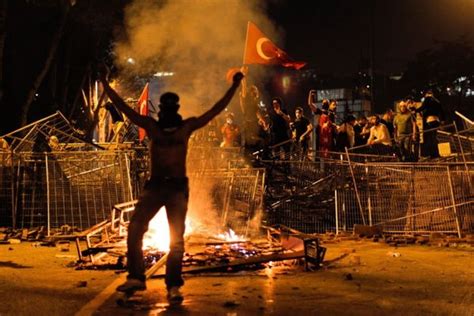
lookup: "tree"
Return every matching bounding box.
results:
[0,0,7,107]
[19,1,71,129]
[401,39,474,119]
[403,39,474,94]
[0,0,128,135]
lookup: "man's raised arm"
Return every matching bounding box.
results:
[191,72,244,130]
[99,73,154,130]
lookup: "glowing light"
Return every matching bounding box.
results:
[143,207,169,251]
[126,57,135,64]
[153,72,174,77]
[282,76,291,90]
[143,207,193,252]
[217,228,244,242]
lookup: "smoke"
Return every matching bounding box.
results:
[115,0,280,117]
[115,0,276,236]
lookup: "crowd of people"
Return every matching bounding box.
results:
[209,84,446,162]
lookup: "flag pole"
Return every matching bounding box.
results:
[242,21,250,65]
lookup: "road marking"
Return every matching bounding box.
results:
[74,275,126,316]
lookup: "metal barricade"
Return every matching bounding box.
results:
[336,161,474,236]
[9,151,133,233]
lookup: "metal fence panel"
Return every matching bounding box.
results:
[336,161,473,235]
[8,151,133,232]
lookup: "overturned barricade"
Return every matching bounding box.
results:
[337,161,473,237]
[260,147,473,236]
[0,112,266,238]
[0,112,133,230]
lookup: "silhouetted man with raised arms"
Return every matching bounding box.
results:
[99,69,244,303]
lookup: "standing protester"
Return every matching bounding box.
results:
[99,68,244,303]
[381,109,395,138]
[415,90,444,158]
[238,66,261,148]
[307,90,325,116]
[220,112,240,147]
[393,101,417,161]
[336,115,356,151]
[318,100,336,158]
[291,107,313,160]
[255,109,271,157]
[269,97,291,159]
[353,115,370,147]
[328,100,337,123]
[306,91,326,153]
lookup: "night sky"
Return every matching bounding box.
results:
[269,0,474,75]
[1,0,474,133]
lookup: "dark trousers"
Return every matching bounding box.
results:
[397,134,413,161]
[291,139,310,160]
[422,121,440,158]
[127,177,188,289]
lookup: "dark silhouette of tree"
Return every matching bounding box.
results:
[403,39,474,94]
[401,39,474,119]
[0,0,128,135]
[0,0,7,107]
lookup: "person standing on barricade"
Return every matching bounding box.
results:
[318,100,337,158]
[353,115,370,147]
[269,97,291,159]
[413,90,444,158]
[220,112,241,148]
[290,107,313,160]
[99,66,243,304]
[393,101,417,161]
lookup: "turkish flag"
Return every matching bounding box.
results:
[137,82,149,142]
[243,21,306,70]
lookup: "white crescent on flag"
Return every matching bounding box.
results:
[140,100,147,115]
[243,21,307,70]
[256,37,273,60]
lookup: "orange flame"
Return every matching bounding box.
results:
[143,207,193,251]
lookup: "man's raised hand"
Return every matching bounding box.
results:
[233,72,244,84]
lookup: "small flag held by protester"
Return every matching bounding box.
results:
[243,21,306,70]
[137,82,149,141]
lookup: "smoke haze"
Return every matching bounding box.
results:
[115,0,280,117]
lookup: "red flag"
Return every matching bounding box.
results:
[137,82,149,142]
[243,21,306,70]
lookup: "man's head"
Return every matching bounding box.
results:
[272,97,283,111]
[369,115,380,126]
[399,101,408,113]
[345,115,356,126]
[159,92,180,113]
[295,107,304,119]
[321,99,330,111]
[357,115,368,125]
[48,135,60,149]
[329,100,337,111]
[158,92,182,129]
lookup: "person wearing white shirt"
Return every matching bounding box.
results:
[368,115,391,146]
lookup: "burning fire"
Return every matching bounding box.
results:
[142,207,245,251]
[217,229,242,242]
[143,207,193,252]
